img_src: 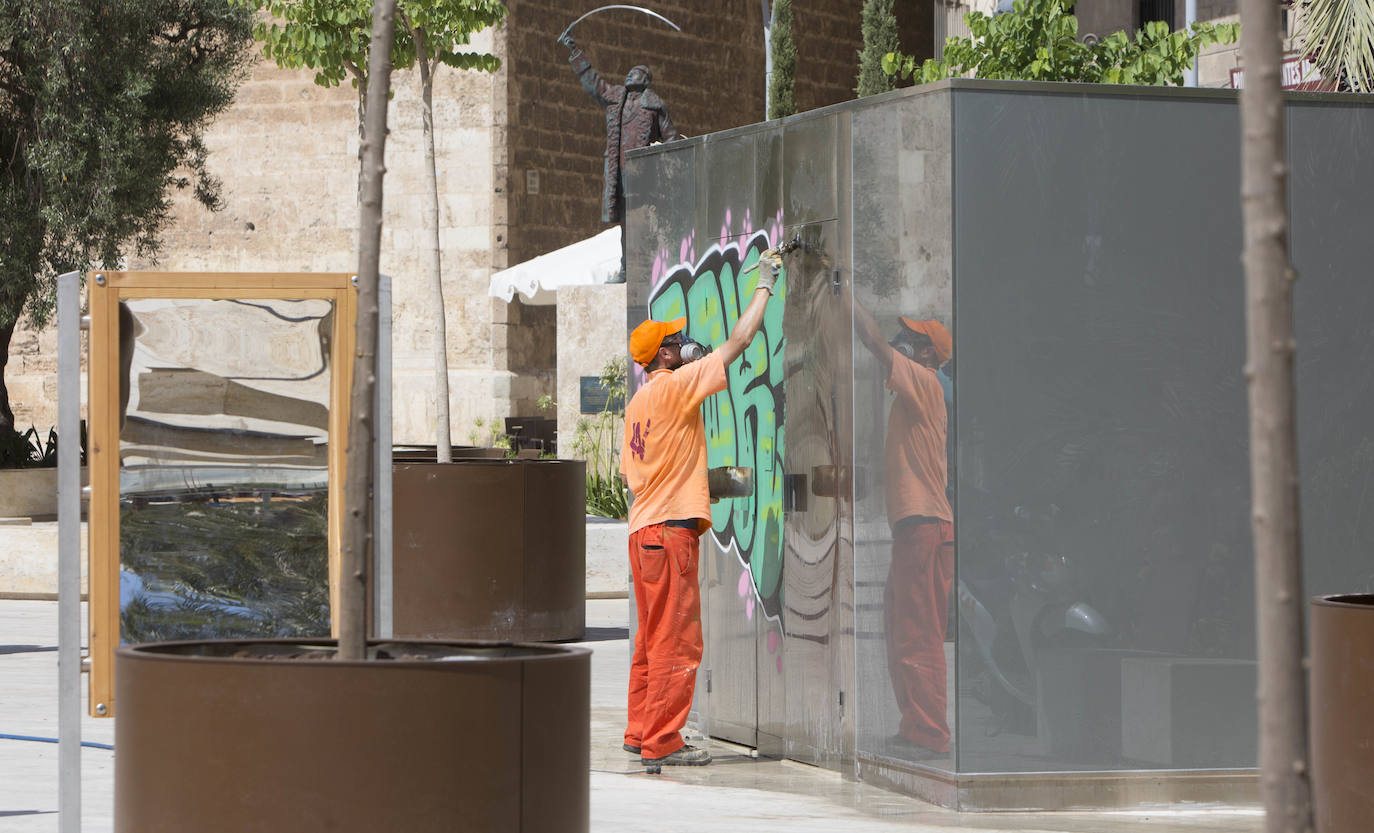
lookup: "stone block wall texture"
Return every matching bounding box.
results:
[555,283,627,471]
[792,0,934,113]
[502,0,933,266]
[8,1,931,449]
[101,42,508,446]
[502,0,766,271]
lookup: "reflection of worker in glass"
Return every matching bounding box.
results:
[856,306,955,758]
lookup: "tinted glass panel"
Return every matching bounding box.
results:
[952,88,1253,772]
[1289,100,1374,598]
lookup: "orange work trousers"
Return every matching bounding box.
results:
[624,522,702,759]
[884,517,955,753]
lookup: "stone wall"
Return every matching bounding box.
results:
[793,0,935,113]
[555,283,627,469]
[8,32,511,446]
[500,0,928,266]
[501,0,767,270]
[173,39,499,446]
[8,2,936,445]
[6,320,78,431]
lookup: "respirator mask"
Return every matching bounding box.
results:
[664,332,710,364]
[890,334,922,361]
[679,340,710,363]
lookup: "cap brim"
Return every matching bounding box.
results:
[664,317,686,336]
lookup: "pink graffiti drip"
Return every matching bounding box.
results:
[745,596,754,621]
[765,209,785,249]
[767,629,780,654]
[650,251,665,285]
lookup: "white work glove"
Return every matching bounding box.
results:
[752,249,783,294]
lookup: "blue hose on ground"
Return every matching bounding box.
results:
[0,732,113,750]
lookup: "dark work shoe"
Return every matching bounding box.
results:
[622,743,641,754]
[887,734,947,760]
[642,744,711,767]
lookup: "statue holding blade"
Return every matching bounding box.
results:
[557,5,682,225]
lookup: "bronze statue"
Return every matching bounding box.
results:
[559,34,680,224]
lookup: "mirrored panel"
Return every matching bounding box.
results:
[118,298,334,642]
[952,88,1253,773]
[851,91,956,771]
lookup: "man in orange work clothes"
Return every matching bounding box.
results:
[620,250,782,767]
[856,306,955,759]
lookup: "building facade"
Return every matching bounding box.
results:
[7,0,934,448]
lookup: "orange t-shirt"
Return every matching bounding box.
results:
[885,352,953,524]
[621,352,728,534]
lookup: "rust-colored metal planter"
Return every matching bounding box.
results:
[115,639,589,833]
[392,459,586,642]
[1310,593,1374,833]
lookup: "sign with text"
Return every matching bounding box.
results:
[1230,55,1327,90]
[580,376,623,414]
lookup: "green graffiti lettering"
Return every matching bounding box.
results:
[649,231,787,622]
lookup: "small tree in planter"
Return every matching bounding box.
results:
[113,3,589,830]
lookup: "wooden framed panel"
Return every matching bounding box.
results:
[87,273,355,717]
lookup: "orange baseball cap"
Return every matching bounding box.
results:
[899,317,952,366]
[629,317,686,366]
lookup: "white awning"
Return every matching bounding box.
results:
[487,226,621,305]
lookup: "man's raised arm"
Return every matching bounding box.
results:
[559,35,615,105]
[715,250,783,366]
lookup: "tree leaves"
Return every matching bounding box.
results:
[234,0,506,90]
[769,0,796,119]
[857,0,899,97]
[0,0,255,332]
[884,0,1239,87]
[1296,0,1374,92]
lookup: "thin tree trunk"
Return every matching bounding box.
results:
[355,89,366,200]
[1238,0,1313,830]
[340,0,399,662]
[412,27,453,463]
[0,317,17,433]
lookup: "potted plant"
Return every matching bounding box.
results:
[0,423,86,519]
[113,7,589,830]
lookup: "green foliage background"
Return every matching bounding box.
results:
[768,0,797,119]
[1295,0,1374,92]
[237,0,504,94]
[857,0,899,97]
[883,0,1238,86]
[0,0,255,428]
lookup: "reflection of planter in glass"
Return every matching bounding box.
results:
[393,459,586,642]
[115,639,589,833]
[1310,593,1374,833]
[118,492,330,642]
